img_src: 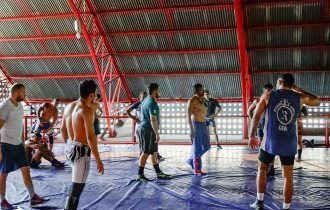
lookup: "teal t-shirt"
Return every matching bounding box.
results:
[140,96,159,128]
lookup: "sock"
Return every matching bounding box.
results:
[257,193,264,201]
[138,166,144,176]
[65,183,85,210]
[297,149,302,159]
[27,186,35,199]
[0,194,5,201]
[283,203,291,209]
[153,164,162,174]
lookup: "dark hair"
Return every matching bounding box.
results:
[10,83,25,94]
[263,83,273,90]
[79,80,97,99]
[300,106,308,116]
[97,93,101,99]
[279,73,294,87]
[148,83,159,95]
[194,84,203,94]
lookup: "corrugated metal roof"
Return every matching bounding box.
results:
[43,39,90,54]
[0,0,71,18]
[14,78,101,99]
[252,72,329,97]
[247,26,330,48]
[116,52,239,73]
[101,12,168,32]
[94,0,233,11]
[0,40,44,56]
[0,57,95,76]
[166,0,233,7]
[174,8,236,29]
[0,39,89,56]
[37,17,77,36]
[250,49,329,71]
[94,0,160,11]
[246,1,330,26]
[108,29,238,52]
[126,74,241,98]
[0,20,35,38]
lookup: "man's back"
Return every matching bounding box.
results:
[72,102,93,145]
[41,103,57,121]
[262,89,300,156]
[140,96,158,127]
[63,101,78,141]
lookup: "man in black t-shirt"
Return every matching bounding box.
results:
[204,90,222,149]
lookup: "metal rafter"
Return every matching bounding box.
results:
[84,0,133,102]
[67,0,111,118]
[234,0,252,140]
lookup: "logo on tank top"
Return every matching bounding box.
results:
[274,99,296,131]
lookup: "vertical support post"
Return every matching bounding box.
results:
[68,0,111,130]
[234,0,252,140]
[325,116,329,147]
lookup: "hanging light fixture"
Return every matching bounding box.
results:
[74,19,81,39]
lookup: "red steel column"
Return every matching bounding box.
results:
[85,0,133,103]
[234,0,252,140]
[67,0,111,122]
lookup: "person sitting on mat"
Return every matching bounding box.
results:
[24,133,64,169]
[33,98,59,152]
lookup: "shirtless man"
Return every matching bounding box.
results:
[61,80,104,210]
[187,84,210,176]
[25,133,64,169]
[34,99,59,152]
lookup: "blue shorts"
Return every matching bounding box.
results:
[206,118,216,127]
[0,143,29,173]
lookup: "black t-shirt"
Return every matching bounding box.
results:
[205,98,221,117]
[130,101,142,121]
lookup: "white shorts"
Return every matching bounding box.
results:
[66,141,91,183]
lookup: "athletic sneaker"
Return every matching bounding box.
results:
[250,199,264,210]
[51,159,65,168]
[30,194,48,206]
[1,199,13,210]
[217,143,223,149]
[137,174,151,182]
[157,172,171,180]
[266,165,275,177]
[194,169,204,176]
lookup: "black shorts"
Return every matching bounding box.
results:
[258,149,295,166]
[136,126,158,155]
[0,143,29,173]
[94,118,101,135]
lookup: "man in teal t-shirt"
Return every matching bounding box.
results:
[136,83,171,181]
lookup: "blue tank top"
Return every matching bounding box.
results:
[261,90,300,156]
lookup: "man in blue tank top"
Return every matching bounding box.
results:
[248,73,320,210]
